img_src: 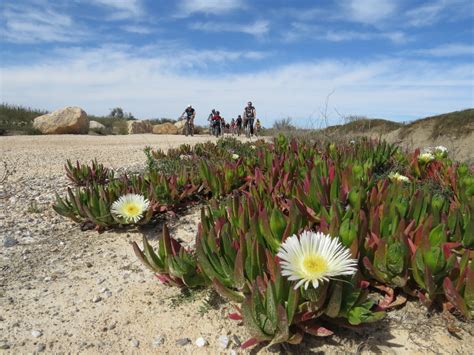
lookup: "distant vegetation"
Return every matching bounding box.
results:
[0,103,48,135]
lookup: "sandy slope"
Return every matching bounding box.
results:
[1,134,473,354]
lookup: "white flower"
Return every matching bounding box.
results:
[418,152,434,163]
[111,193,150,224]
[435,146,448,153]
[232,153,239,160]
[350,140,355,144]
[277,231,357,290]
[388,172,410,183]
[250,145,256,149]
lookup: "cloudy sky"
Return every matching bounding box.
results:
[1,0,473,126]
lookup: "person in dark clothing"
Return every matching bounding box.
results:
[243,101,256,136]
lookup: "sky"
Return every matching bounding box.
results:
[0,0,473,127]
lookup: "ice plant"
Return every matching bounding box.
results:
[111,193,149,223]
[388,172,410,183]
[277,231,357,290]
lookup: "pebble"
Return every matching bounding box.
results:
[96,278,106,285]
[176,338,191,346]
[153,336,165,347]
[0,341,10,350]
[232,335,241,347]
[92,296,102,303]
[130,339,139,348]
[218,335,230,349]
[31,330,42,338]
[195,337,207,347]
[104,291,112,298]
[36,343,46,352]
[3,236,19,248]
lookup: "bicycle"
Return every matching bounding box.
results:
[245,118,254,138]
[180,114,194,137]
[212,120,221,137]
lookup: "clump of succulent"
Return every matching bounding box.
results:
[65,159,114,186]
[54,136,474,349]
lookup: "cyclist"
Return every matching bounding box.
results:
[236,115,243,136]
[243,101,256,136]
[255,118,261,136]
[207,109,216,134]
[182,104,195,135]
[211,111,222,136]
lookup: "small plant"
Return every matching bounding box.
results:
[27,200,42,213]
[65,159,114,186]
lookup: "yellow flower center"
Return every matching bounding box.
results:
[302,254,328,276]
[124,203,140,217]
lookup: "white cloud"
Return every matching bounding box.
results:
[88,0,143,19]
[283,23,408,44]
[405,0,473,27]
[178,0,245,16]
[122,25,153,34]
[343,0,397,25]
[404,43,474,57]
[2,45,472,125]
[190,20,269,37]
[1,3,87,43]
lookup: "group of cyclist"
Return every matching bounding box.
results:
[181,101,261,137]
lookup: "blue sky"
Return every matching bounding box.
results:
[1,0,473,126]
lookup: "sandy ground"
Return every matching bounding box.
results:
[1,134,473,354]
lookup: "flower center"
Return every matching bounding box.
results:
[124,203,140,216]
[302,254,328,276]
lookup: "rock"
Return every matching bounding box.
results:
[92,296,102,303]
[96,278,106,285]
[218,335,230,349]
[153,336,165,347]
[232,335,241,347]
[36,343,46,352]
[3,236,19,248]
[0,341,10,350]
[89,120,106,134]
[195,337,207,347]
[152,123,178,135]
[127,121,152,134]
[176,338,191,346]
[33,107,89,134]
[31,330,42,338]
[174,120,186,130]
[130,339,139,348]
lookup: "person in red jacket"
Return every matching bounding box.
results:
[211,111,222,136]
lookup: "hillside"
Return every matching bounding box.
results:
[322,109,474,162]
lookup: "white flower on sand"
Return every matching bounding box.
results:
[232,153,239,160]
[111,193,150,223]
[388,172,410,183]
[277,231,357,290]
[418,152,434,163]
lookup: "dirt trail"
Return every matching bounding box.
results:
[1,134,472,354]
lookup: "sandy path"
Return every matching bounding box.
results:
[1,134,472,354]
